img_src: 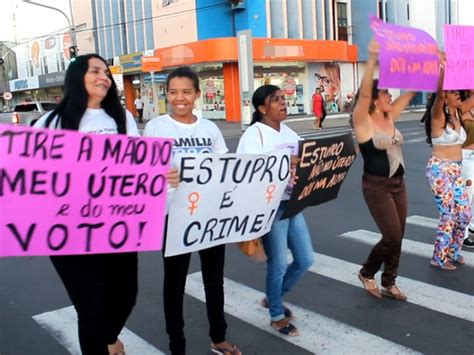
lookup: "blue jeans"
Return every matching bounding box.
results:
[261,201,315,322]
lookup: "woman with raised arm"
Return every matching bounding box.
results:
[351,40,415,300]
[459,90,474,248]
[423,58,471,270]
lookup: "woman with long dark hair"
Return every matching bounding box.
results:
[236,84,314,337]
[352,40,415,300]
[35,54,178,355]
[423,57,471,270]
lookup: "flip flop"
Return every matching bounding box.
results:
[210,343,241,355]
[430,260,457,271]
[260,298,294,319]
[271,321,299,336]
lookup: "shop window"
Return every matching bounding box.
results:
[336,2,348,41]
[43,56,49,74]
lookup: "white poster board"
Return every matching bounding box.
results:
[165,150,291,256]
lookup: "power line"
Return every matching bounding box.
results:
[14,1,230,46]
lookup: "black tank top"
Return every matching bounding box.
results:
[359,139,404,177]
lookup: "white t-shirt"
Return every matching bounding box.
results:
[144,114,228,209]
[34,108,140,136]
[237,121,301,200]
[144,114,228,157]
[134,98,143,110]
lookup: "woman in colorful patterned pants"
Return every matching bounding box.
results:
[423,57,471,271]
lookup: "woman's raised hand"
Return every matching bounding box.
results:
[368,39,380,63]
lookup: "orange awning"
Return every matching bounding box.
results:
[152,37,358,70]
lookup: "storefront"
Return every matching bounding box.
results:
[37,71,66,103]
[152,37,358,122]
[9,76,40,105]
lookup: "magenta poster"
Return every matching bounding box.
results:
[0,125,172,257]
[443,25,474,90]
[370,16,439,91]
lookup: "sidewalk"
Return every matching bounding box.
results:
[137,108,424,138]
[212,108,424,138]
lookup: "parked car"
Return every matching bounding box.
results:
[0,101,58,126]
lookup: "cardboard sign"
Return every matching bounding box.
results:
[165,151,291,257]
[282,133,356,219]
[370,16,439,91]
[0,125,172,257]
[443,25,474,90]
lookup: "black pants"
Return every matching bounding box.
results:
[137,108,143,123]
[360,174,407,287]
[51,252,138,355]
[163,245,227,354]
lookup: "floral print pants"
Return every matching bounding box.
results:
[425,157,471,266]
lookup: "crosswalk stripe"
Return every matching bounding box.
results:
[340,229,474,266]
[33,306,164,355]
[185,273,421,355]
[404,137,426,144]
[407,215,438,229]
[308,253,474,322]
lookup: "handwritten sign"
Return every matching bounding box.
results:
[282,133,356,219]
[370,16,439,91]
[0,125,172,257]
[165,151,291,257]
[443,25,474,90]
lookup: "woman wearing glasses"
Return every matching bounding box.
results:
[351,39,415,300]
[423,59,471,270]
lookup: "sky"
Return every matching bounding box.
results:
[0,0,472,46]
[0,0,72,44]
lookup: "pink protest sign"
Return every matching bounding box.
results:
[0,125,172,257]
[443,25,474,90]
[370,16,439,91]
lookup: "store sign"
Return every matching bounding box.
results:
[10,76,39,92]
[144,73,168,83]
[141,56,162,72]
[109,66,124,92]
[119,52,143,74]
[44,37,56,50]
[38,71,66,88]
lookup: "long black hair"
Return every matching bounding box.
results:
[423,92,464,146]
[45,54,126,134]
[250,84,280,125]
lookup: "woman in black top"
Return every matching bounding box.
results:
[351,40,415,301]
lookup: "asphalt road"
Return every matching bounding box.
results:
[1,117,473,355]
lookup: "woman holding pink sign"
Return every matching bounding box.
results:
[351,39,415,301]
[34,54,179,355]
[423,57,471,270]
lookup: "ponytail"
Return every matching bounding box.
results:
[250,110,262,125]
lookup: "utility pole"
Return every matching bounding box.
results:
[22,0,77,56]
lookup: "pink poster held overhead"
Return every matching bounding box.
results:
[443,25,474,90]
[0,125,173,257]
[370,16,439,91]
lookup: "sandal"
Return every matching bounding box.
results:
[430,260,457,271]
[448,255,465,265]
[260,297,294,319]
[357,272,382,298]
[271,320,299,337]
[210,342,242,355]
[381,285,408,301]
